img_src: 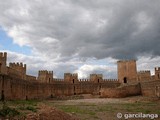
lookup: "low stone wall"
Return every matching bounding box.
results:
[140,80,160,97]
[100,83,141,98]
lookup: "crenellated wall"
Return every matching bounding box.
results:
[38,70,53,83]
[140,80,160,97]
[155,67,160,80]
[0,52,160,100]
[137,70,151,81]
[90,74,103,83]
[8,62,26,80]
[64,73,78,83]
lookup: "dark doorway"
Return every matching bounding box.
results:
[73,79,74,84]
[98,79,99,83]
[0,63,1,73]
[26,96,28,100]
[74,86,76,95]
[124,77,127,83]
[1,90,5,101]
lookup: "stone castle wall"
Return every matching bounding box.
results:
[155,67,160,80]
[100,83,141,98]
[0,52,7,74]
[0,52,160,100]
[137,70,151,81]
[0,74,120,100]
[140,80,160,97]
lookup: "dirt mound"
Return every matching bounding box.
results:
[26,105,79,120]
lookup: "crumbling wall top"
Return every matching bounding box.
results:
[117,59,136,63]
[138,70,150,74]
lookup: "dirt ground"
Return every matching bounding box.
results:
[26,104,79,120]
[43,96,160,120]
[0,95,160,120]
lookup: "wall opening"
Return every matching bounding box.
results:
[73,79,74,84]
[124,77,127,83]
[1,90,4,101]
[26,96,28,100]
[0,63,1,73]
[74,86,76,95]
[49,78,50,83]
[98,79,99,83]
[155,86,159,97]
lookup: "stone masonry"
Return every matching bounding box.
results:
[0,52,160,100]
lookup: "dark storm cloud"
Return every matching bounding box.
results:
[0,0,160,60]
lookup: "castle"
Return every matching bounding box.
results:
[0,52,160,100]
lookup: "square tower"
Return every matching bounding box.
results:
[0,52,7,74]
[117,60,137,83]
[38,70,53,83]
[90,74,103,83]
[64,73,78,83]
[155,67,160,80]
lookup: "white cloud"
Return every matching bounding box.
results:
[74,64,117,79]
[0,0,160,79]
[137,56,160,75]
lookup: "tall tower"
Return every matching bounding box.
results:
[38,70,53,83]
[64,73,78,83]
[90,74,103,83]
[155,67,160,80]
[0,52,7,74]
[117,60,137,83]
[8,62,26,79]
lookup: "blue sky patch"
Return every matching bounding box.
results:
[0,27,31,55]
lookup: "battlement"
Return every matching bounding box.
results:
[38,70,53,74]
[79,79,90,82]
[0,52,7,74]
[117,59,136,63]
[90,74,103,78]
[8,62,26,80]
[53,78,64,81]
[103,79,119,82]
[0,52,7,59]
[71,73,78,76]
[38,70,53,83]
[138,70,150,74]
[155,67,160,71]
[9,62,26,68]
[64,73,78,77]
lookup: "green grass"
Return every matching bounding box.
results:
[0,106,20,117]
[9,100,39,106]
[0,100,39,119]
[56,105,96,115]
[0,99,159,120]
[96,105,114,112]
[18,106,37,112]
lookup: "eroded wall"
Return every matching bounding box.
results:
[0,74,120,100]
[100,83,141,98]
[140,80,160,97]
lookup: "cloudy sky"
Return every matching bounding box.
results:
[0,0,160,79]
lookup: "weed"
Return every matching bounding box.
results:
[18,105,37,112]
[0,106,20,117]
